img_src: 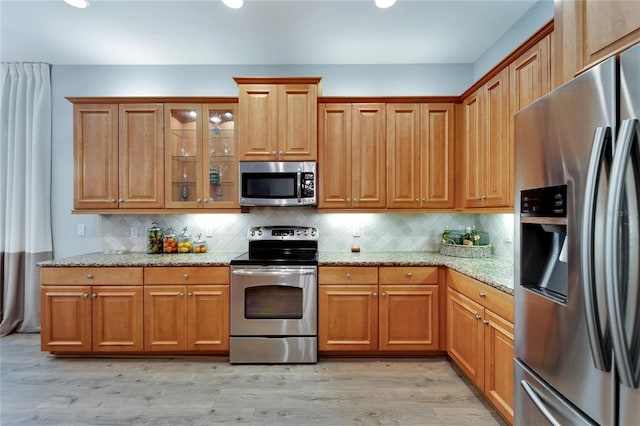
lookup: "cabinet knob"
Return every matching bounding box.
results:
[82,293,89,299]
[183,273,189,279]
[118,199,124,203]
[475,314,482,320]
[110,199,116,204]
[479,292,486,298]
[415,198,420,203]
[406,272,413,278]
[203,198,208,203]
[279,150,283,156]
[179,292,185,298]
[86,274,93,279]
[482,320,489,325]
[372,292,378,298]
[346,198,351,202]
[346,273,351,279]
[187,292,193,297]
[422,198,427,202]
[196,198,201,203]
[271,151,277,156]
[353,198,359,203]
[92,293,97,299]
[381,292,387,297]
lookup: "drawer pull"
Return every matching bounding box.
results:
[406,272,412,278]
[479,292,486,297]
[86,274,93,279]
[346,273,351,279]
[183,273,189,279]
[475,314,482,320]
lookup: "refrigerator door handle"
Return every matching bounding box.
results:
[605,118,640,388]
[520,380,563,426]
[581,126,612,371]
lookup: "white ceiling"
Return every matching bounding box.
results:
[0,0,539,66]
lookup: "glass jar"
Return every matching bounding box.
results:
[162,226,177,254]
[193,234,207,254]
[147,221,164,254]
[178,226,193,253]
[441,226,451,243]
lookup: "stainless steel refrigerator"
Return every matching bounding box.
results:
[514,42,640,425]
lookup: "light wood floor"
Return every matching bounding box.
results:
[1,334,506,425]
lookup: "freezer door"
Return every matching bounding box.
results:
[514,358,597,426]
[615,42,640,426]
[514,57,617,425]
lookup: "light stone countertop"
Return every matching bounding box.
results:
[39,250,514,295]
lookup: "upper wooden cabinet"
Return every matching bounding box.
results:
[461,68,511,209]
[318,103,386,209]
[554,0,640,86]
[164,103,238,209]
[387,103,454,209]
[73,103,164,210]
[235,77,321,161]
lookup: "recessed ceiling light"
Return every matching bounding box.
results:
[375,0,396,8]
[64,0,90,8]
[223,0,243,9]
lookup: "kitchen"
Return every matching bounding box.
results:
[2,0,640,425]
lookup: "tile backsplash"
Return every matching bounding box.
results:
[99,209,515,260]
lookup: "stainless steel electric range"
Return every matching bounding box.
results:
[229,226,318,364]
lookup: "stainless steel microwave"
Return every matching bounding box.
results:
[239,161,316,207]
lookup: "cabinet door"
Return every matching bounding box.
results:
[318,285,378,352]
[379,284,439,351]
[187,285,229,351]
[352,104,386,208]
[144,286,187,351]
[318,103,352,208]
[447,287,484,388]
[40,286,92,352]
[421,103,455,208]
[237,84,278,160]
[73,104,118,210]
[482,69,511,207]
[484,309,515,424]
[461,91,483,208]
[204,104,238,208]
[278,84,317,160]
[118,104,164,209]
[165,104,203,208]
[386,104,420,209]
[92,286,143,352]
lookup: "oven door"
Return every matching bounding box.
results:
[230,265,317,336]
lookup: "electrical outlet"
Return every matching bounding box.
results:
[205,226,213,237]
[77,224,85,236]
[130,227,138,239]
[352,226,361,237]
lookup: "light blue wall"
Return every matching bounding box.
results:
[473,0,554,82]
[50,1,550,259]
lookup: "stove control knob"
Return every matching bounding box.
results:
[303,229,309,236]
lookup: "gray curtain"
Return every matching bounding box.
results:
[0,63,53,336]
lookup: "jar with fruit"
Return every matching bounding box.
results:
[193,234,207,254]
[147,221,164,254]
[177,226,193,253]
[162,226,177,254]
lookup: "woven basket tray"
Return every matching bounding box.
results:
[439,243,492,258]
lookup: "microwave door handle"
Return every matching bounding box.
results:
[605,118,639,388]
[581,126,612,371]
[297,170,302,201]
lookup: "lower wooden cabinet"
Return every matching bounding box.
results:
[446,270,514,424]
[319,266,440,353]
[40,267,144,353]
[144,267,229,352]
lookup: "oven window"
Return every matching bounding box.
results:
[244,285,303,319]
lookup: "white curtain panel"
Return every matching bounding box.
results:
[0,63,53,335]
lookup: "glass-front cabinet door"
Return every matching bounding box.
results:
[165,103,238,209]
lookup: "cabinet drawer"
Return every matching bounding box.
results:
[40,267,143,285]
[144,266,229,285]
[447,269,513,322]
[319,267,378,285]
[379,266,438,285]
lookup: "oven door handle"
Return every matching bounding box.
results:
[232,269,316,277]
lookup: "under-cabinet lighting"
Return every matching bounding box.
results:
[375,0,396,8]
[223,0,244,9]
[64,0,89,8]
